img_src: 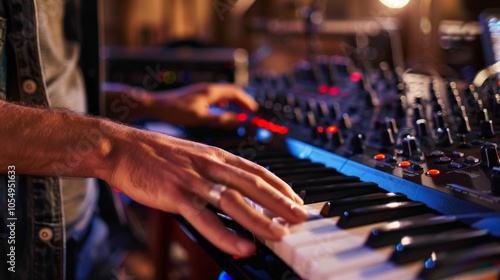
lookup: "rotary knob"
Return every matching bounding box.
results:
[401,136,419,159]
[480,120,495,138]
[436,127,453,147]
[349,133,365,154]
[415,119,430,138]
[480,143,500,168]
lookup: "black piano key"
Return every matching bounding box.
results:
[320,193,408,217]
[275,167,339,182]
[390,229,491,265]
[365,216,463,248]
[299,182,384,204]
[265,162,325,172]
[290,176,360,192]
[337,201,430,228]
[418,243,500,280]
[290,175,360,189]
[256,157,305,165]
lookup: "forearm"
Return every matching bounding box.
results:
[0,100,124,180]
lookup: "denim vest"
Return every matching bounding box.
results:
[0,0,65,279]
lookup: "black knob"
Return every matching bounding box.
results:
[293,107,304,124]
[436,127,453,147]
[480,120,495,138]
[415,119,430,138]
[433,111,446,130]
[326,126,344,146]
[338,113,352,130]
[477,108,490,124]
[349,133,365,154]
[456,115,471,134]
[480,143,500,168]
[413,104,424,121]
[401,136,419,158]
[318,101,329,118]
[305,111,317,127]
[380,128,395,146]
[395,96,406,118]
[385,117,398,134]
[491,167,500,196]
[306,98,317,112]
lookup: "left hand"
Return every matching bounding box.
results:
[151,83,258,129]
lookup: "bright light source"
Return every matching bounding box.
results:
[379,0,410,9]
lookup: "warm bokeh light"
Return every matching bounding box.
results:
[379,0,410,9]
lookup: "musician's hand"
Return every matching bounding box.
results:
[104,126,307,257]
[151,83,258,129]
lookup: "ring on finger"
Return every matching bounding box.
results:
[207,183,228,208]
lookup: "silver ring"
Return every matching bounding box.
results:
[207,184,228,208]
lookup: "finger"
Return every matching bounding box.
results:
[178,194,256,257]
[187,178,289,240]
[197,160,308,223]
[207,84,258,112]
[224,154,304,205]
[218,188,289,240]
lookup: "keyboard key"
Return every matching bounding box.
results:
[320,193,408,217]
[365,216,463,248]
[390,229,491,265]
[337,201,431,228]
[299,182,383,204]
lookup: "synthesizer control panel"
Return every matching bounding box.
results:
[245,57,500,213]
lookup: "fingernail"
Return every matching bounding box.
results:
[269,221,289,237]
[291,204,308,219]
[293,193,304,205]
[237,240,255,256]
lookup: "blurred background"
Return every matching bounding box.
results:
[103,0,494,79]
[98,1,499,279]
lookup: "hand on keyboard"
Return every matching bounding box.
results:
[105,128,308,257]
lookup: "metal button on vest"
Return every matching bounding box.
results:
[22,79,37,94]
[38,227,53,242]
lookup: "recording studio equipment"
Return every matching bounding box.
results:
[104,47,248,91]
[170,52,500,279]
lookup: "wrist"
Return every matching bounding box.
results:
[88,119,131,182]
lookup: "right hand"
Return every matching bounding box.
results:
[102,126,307,257]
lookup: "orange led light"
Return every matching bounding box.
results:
[374,154,386,160]
[326,126,338,134]
[399,161,411,167]
[427,169,440,176]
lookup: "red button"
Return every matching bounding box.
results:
[427,169,440,176]
[374,154,386,160]
[399,161,411,167]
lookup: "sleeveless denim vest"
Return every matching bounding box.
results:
[0,0,65,279]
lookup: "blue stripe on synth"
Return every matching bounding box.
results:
[285,138,492,216]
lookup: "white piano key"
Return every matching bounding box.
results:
[311,247,394,280]
[333,262,421,280]
[292,221,388,278]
